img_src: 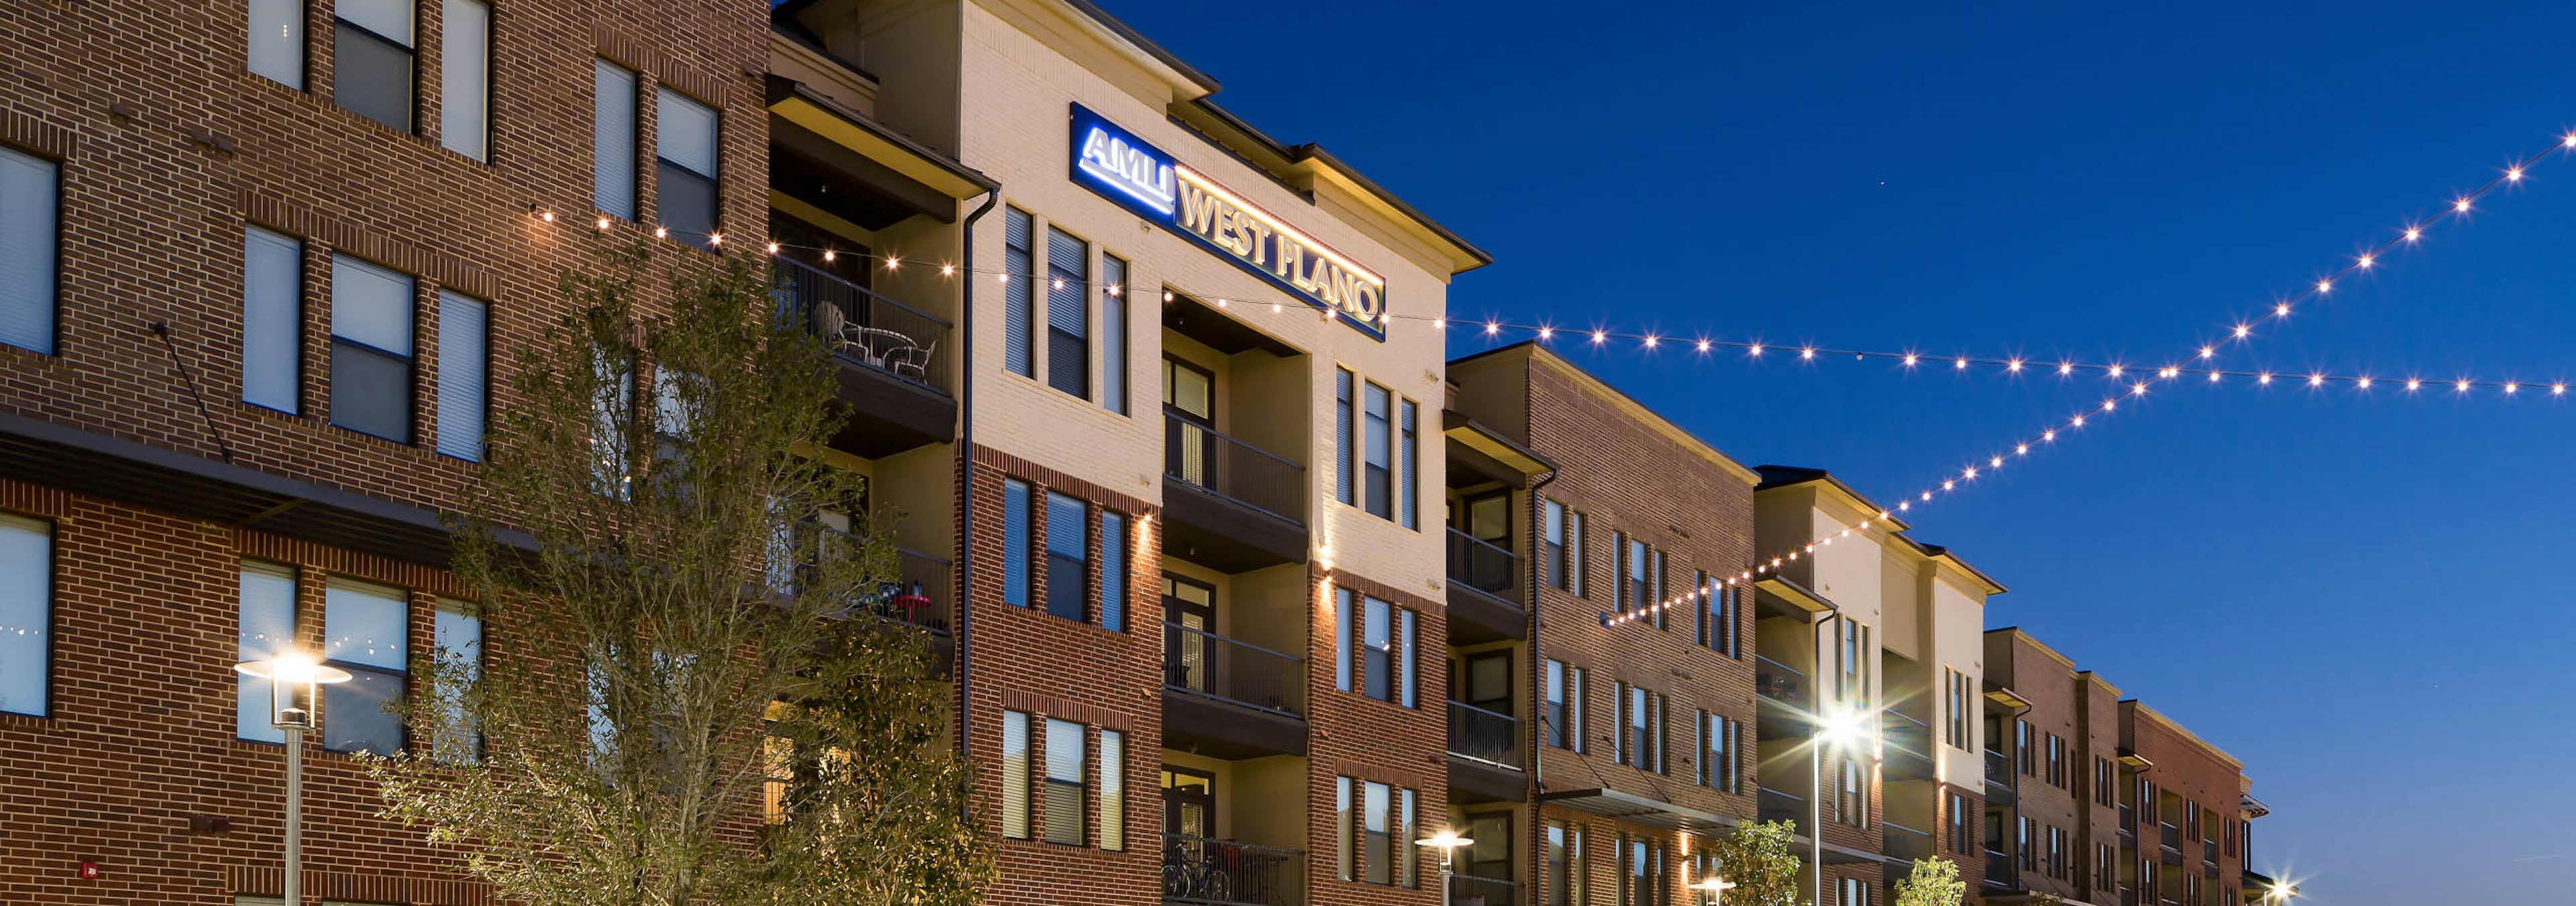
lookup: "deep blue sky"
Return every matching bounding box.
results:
[1102,1,2576,901]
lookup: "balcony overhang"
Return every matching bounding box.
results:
[1162,481,1306,573]
[1984,685,2033,712]
[1163,293,1299,358]
[2118,748,2155,770]
[1538,788,1740,834]
[766,77,994,230]
[0,411,528,568]
[1444,582,1527,643]
[827,352,957,458]
[1442,411,1554,489]
[1447,754,1527,804]
[1161,689,1307,760]
[1754,575,1836,617]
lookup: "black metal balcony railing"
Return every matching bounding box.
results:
[1754,655,1804,703]
[1446,700,1521,767]
[1882,820,1934,861]
[2160,823,2182,851]
[1984,749,2014,787]
[1165,411,1306,525]
[1165,833,1305,906]
[1983,850,2014,888]
[1164,622,1306,717]
[1445,528,1521,599]
[1757,786,1805,825]
[885,547,953,634]
[2119,804,2136,835]
[1448,874,1519,906]
[773,256,951,393]
[1882,709,1933,756]
[784,525,953,634]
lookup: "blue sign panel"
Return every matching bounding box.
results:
[1069,103,1387,342]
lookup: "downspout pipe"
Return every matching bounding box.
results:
[954,191,999,812]
[1524,466,1558,905]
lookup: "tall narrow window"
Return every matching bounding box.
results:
[1044,227,1087,397]
[241,226,303,413]
[0,146,59,355]
[436,290,487,460]
[655,87,719,247]
[322,578,407,755]
[439,0,489,159]
[1543,501,1568,589]
[1362,781,1391,884]
[1004,209,1033,377]
[1837,757,1864,826]
[1102,254,1128,414]
[1334,587,1352,692]
[334,0,415,132]
[1568,511,1587,597]
[1543,659,1568,749]
[1625,538,1650,614]
[1042,717,1085,845]
[1097,509,1126,632]
[329,255,415,442]
[1336,776,1354,880]
[1000,709,1030,838]
[1546,821,1572,906]
[431,598,482,763]
[248,0,305,87]
[1399,787,1418,887]
[1350,595,1414,706]
[1002,479,1031,607]
[1043,491,1088,623]
[592,59,637,219]
[1397,398,1417,528]
[1362,596,1391,700]
[0,515,51,717]
[236,561,296,741]
[1362,381,1391,517]
[1097,727,1124,850]
[1334,368,1354,504]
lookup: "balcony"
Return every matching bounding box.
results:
[1754,656,1805,740]
[2158,823,2183,866]
[1983,749,2016,807]
[1881,709,1934,779]
[1163,623,1308,758]
[1445,529,1527,642]
[1163,411,1307,572]
[1448,874,1520,906]
[1164,833,1305,906]
[774,256,955,458]
[1446,699,1526,802]
[1982,850,2014,890]
[1882,820,1934,862]
[1757,786,1805,826]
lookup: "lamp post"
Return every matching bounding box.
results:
[1416,829,1474,906]
[235,652,351,906]
[1691,874,1737,906]
[1811,707,1864,906]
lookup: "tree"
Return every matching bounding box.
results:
[1702,820,1804,906]
[1893,858,1967,906]
[367,244,993,906]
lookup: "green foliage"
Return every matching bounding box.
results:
[1892,858,1966,906]
[1702,820,1805,906]
[367,244,994,906]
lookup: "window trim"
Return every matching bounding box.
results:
[0,513,55,718]
[0,144,62,356]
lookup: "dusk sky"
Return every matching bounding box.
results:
[1104,1,2576,901]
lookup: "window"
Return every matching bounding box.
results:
[329,254,415,442]
[589,354,635,498]
[1097,509,1126,632]
[1835,757,1864,826]
[2045,733,2065,788]
[1943,668,1970,750]
[1000,709,1030,838]
[1042,717,1085,845]
[1044,226,1087,397]
[321,578,407,754]
[333,0,415,132]
[1002,479,1031,607]
[2015,719,2033,775]
[1334,369,1354,505]
[1615,682,1662,772]
[435,290,487,460]
[1102,254,1127,414]
[0,515,51,717]
[1947,791,1971,854]
[1697,573,1737,656]
[241,226,303,413]
[1839,877,1868,906]
[431,598,482,763]
[1043,491,1087,623]
[2096,757,2116,806]
[1004,209,1034,376]
[1543,658,1582,751]
[1568,510,1587,596]
[2097,843,2117,889]
[1336,590,1415,706]
[1543,501,1569,589]
[1097,727,1124,850]
[1835,619,1870,705]
[1362,381,1391,517]
[2046,825,2065,878]
[1545,821,1585,906]
[1619,835,1662,906]
[1398,399,1417,528]
[236,561,297,741]
[592,59,637,219]
[1336,777,1417,887]
[439,0,489,159]
[655,87,719,248]
[2017,817,2033,870]
[1697,710,1739,793]
[1619,535,1654,614]
[0,146,59,355]
[248,0,305,87]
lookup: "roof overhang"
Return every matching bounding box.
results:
[2117,748,2155,770]
[766,77,996,204]
[1984,685,2033,711]
[1538,788,1740,834]
[1443,411,1554,487]
[1755,575,1837,617]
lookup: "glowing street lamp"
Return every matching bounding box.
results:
[235,652,351,906]
[1809,705,1868,906]
[1416,829,1474,906]
[1690,874,1738,906]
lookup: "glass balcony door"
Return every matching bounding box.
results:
[1165,357,1216,488]
[1166,575,1217,694]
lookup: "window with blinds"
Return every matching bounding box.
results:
[241,226,303,413]
[592,60,637,219]
[1044,226,1088,397]
[435,290,487,460]
[329,254,416,442]
[0,146,58,354]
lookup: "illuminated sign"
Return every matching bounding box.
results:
[1069,103,1386,341]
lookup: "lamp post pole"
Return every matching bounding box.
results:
[237,654,350,906]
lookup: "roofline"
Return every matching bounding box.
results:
[1752,466,1903,529]
[2075,668,2126,699]
[1984,626,2078,671]
[1055,0,1223,93]
[1184,98,1492,273]
[2123,701,2247,770]
[1452,342,1758,485]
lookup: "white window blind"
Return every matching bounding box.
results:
[592,59,637,219]
[235,560,297,741]
[241,226,302,412]
[0,515,50,717]
[0,146,58,354]
[439,0,490,160]
[246,0,305,87]
[436,290,487,460]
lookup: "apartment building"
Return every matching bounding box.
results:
[1748,467,2002,906]
[2119,703,2252,906]
[1980,628,2123,905]
[1440,342,1764,906]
